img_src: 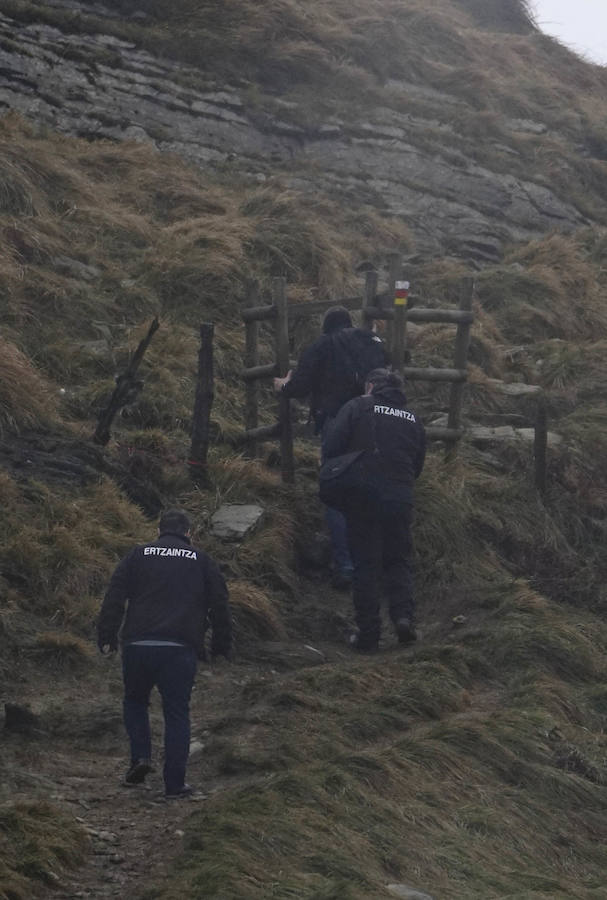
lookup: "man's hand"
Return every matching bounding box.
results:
[273,370,292,392]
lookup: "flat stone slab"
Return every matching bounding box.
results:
[387,885,436,900]
[468,425,562,447]
[487,378,541,397]
[210,504,264,541]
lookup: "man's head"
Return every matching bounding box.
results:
[158,508,191,536]
[322,306,352,335]
[365,368,404,394]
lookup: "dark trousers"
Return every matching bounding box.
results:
[321,418,353,573]
[122,644,197,794]
[346,498,414,646]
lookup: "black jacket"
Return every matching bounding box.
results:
[281,328,387,424]
[97,532,232,658]
[324,386,426,503]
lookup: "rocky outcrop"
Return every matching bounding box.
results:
[0,4,587,261]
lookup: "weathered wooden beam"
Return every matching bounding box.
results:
[239,422,281,442]
[188,322,214,485]
[425,426,464,441]
[409,308,474,325]
[445,277,475,460]
[241,362,278,381]
[287,296,362,317]
[244,281,260,459]
[243,299,470,325]
[364,306,474,324]
[403,367,467,382]
[274,277,294,484]
[93,317,159,446]
[393,277,409,374]
[242,304,277,323]
[362,270,378,331]
[385,251,402,354]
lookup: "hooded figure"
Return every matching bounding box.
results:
[323,368,426,651]
[274,307,387,587]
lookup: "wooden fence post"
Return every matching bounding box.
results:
[93,317,159,446]
[362,270,378,330]
[534,397,547,498]
[385,251,402,356]
[244,281,260,459]
[393,279,409,374]
[445,277,474,459]
[273,277,295,484]
[188,322,214,485]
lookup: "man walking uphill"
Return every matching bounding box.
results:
[323,369,425,652]
[97,509,232,798]
[274,306,386,587]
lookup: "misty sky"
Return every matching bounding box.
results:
[531,0,607,65]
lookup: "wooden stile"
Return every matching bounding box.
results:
[238,267,475,482]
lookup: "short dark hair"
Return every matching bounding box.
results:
[366,368,403,391]
[322,306,352,334]
[158,508,191,535]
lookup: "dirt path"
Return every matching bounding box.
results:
[4,656,269,899]
[3,605,468,898]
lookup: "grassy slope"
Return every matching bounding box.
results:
[1,0,607,896]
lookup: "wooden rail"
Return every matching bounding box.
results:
[243,302,473,326]
[403,367,467,383]
[238,262,475,481]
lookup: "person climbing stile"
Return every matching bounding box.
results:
[322,369,426,652]
[274,306,387,589]
[97,509,232,798]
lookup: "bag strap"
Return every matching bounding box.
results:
[332,329,364,389]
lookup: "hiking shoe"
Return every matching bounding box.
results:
[348,632,379,654]
[165,784,194,799]
[395,618,417,645]
[124,758,153,786]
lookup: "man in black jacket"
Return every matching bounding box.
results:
[274,306,386,586]
[97,509,232,797]
[323,368,425,652]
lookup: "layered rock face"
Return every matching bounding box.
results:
[0,2,587,261]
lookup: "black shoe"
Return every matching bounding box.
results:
[124,758,153,786]
[395,618,417,645]
[165,784,194,799]
[348,632,379,654]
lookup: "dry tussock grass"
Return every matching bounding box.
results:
[32,630,93,666]
[0,476,148,635]
[228,579,287,640]
[0,337,57,433]
[0,801,88,900]
[156,582,607,899]
[1,6,607,894]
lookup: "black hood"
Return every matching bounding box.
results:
[370,385,408,406]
